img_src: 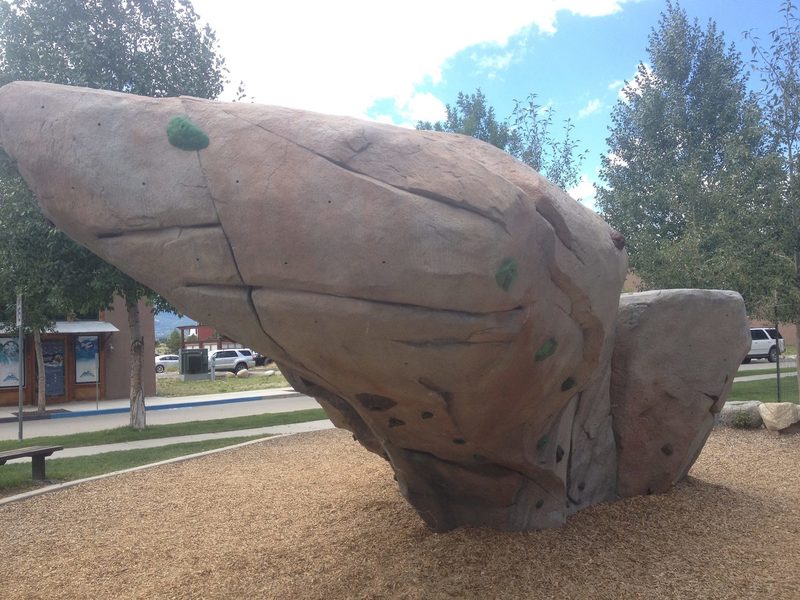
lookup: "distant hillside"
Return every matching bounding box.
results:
[154,312,198,339]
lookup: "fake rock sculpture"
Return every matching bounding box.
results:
[0,82,750,531]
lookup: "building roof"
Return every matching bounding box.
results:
[52,321,120,334]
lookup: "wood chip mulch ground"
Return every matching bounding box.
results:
[1,427,798,599]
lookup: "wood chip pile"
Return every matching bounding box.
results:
[1,428,798,599]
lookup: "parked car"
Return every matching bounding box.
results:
[208,348,256,373]
[254,352,272,367]
[743,327,785,363]
[154,354,180,373]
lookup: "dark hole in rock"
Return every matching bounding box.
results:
[535,499,544,509]
[556,445,564,463]
[536,435,548,451]
[356,393,397,411]
[453,438,466,445]
[421,411,434,419]
[388,417,405,428]
[561,377,576,391]
[578,482,586,491]
[661,443,674,456]
[473,454,487,462]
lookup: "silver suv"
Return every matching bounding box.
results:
[744,328,785,363]
[208,348,256,373]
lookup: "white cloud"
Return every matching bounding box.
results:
[578,98,601,118]
[607,79,624,90]
[568,173,598,208]
[613,63,652,102]
[606,151,628,168]
[191,0,636,119]
[472,50,514,72]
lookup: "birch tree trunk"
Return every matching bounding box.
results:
[33,329,45,413]
[127,299,146,430]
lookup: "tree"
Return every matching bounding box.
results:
[596,2,783,307]
[417,88,587,190]
[164,329,182,354]
[0,152,112,412]
[745,0,800,401]
[0,0,229,428]
[507,94,588,190]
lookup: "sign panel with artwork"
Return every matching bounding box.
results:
[42,339,65,397]
[0,337,23,387]
[75,336,99,384]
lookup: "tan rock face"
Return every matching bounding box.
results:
[759,403,800,432]
[611,290,750,497]
[0,82,746,531]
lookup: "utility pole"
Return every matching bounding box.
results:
[16,294,23,441]
[774,302,781,402]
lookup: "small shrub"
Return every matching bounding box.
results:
[732,411,752,429]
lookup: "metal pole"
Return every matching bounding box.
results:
[95,340,99,411]
[775,304,781,402]
[16,294,23,441]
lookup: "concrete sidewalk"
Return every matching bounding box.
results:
[3,419,334,463]
[0,387,321,440]
[734,371,798,383]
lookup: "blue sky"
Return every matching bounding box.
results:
[191,0,788,208]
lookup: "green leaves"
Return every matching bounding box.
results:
[596,1,789,320]
[416,88,587,191]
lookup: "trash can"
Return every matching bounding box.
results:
[180,348,209,381]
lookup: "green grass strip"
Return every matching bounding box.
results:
[0,435,266,495]
[728,376,799,403]
[0,408,327,452]
[156,374,289,397]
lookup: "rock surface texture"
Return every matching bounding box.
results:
[759,403,800,433]
[718,401,764,429]
[611,290,750,497]
[0,82,749,531]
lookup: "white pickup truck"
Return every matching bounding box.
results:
[744,327,785,363]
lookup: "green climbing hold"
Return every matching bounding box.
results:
[536,435,548,451]
[495,258,518,292]
[167,116,209,151]
[561,377,576,392]
[535,499,545,509]
[535,337,558,361]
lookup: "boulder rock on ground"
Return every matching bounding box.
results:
[611,290,750,497]
[759,402,800,433]
[0,81,749,531]
[718,401,764,429]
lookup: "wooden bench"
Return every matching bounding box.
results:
[0,446,63,480]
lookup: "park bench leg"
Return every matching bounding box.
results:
[32,456,46,480]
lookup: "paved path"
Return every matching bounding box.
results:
[2,420,335,463]
[0,388,321,440]
[734,371,797,383]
